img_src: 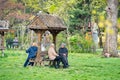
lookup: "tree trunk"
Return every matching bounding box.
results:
[103,0,118,57]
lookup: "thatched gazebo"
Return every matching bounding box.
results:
[0,20,9,56]
[28,13,67,63]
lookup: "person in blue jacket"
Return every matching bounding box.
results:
[58,43,69,67]
[23,42,38,67]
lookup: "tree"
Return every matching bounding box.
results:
[68,0,91,33]
[0,0,24,20]
[103,0,119,57]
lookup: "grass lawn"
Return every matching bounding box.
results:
[0,49,120,80]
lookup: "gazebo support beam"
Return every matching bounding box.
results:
[35,30,45,63]
[50,30,62,50]
[52,34,57,49]
[0,32,5,57]
[35,30,45,53]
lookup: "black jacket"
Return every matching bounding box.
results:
[58,47,68,56]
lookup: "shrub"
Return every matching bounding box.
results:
[69,33,93,53]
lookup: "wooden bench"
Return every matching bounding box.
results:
[29,58,35,62]
[29,51,54,66]
[43,57,54,66]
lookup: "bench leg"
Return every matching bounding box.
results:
[33,57,44,66]
[49,60,54,66]
[2,50,4,57]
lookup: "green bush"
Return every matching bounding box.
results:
[69,33,93,53]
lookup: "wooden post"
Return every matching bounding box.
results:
[1,32,5,57]
[52,33,57,49]
[50,30,61,50]
[35,30,44,58]
[35,30,44,64]
[30,30,34,45]
[37,31,42,54]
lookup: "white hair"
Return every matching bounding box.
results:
[51,43,54,46]
[61,43,66,46]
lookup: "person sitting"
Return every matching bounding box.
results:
[58,43,69,67]
[12,37,19,48]
[23,42,38,67]
[6,38,13,49]
[48,43,67,69]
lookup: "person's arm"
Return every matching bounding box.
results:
[65,48,68,57]
[52,48,58,56]
[58,48,61,55]
[66,48,68,54]
[26,47,31,53]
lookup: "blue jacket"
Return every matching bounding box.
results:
[26,46,38,58]
[58,47,68,56]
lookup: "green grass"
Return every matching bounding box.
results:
[0,50,120,80]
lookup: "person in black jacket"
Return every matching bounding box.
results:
[23,42,38,67]
[58,43,69,67]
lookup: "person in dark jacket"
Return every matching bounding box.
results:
[23,42,38,67]
[58,43,69,67]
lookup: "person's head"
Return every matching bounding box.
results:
[61,43,66,48]
[32,42,38,47]
[46,33,49,36]
[15,37,18,40]
[50,43,55,48]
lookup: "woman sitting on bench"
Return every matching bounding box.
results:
[48,43,67,69]
[23,42,38,67]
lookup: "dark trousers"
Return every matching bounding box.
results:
[54,56,61,67]
[6,43,12,49]
[59,54,69,66]
[54,56,67,68]
[24,57,30,67]
[24,56,35,67]
[62,56,69,66]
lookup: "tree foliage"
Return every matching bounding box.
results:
[0,0,24,20]
[68,0,91,33]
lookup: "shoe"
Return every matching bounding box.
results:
[63,66,68,68]
[66,65,70,67]
[57,65,60,68]
[55,65,59,69]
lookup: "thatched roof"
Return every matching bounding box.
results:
[29,14,67,31]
